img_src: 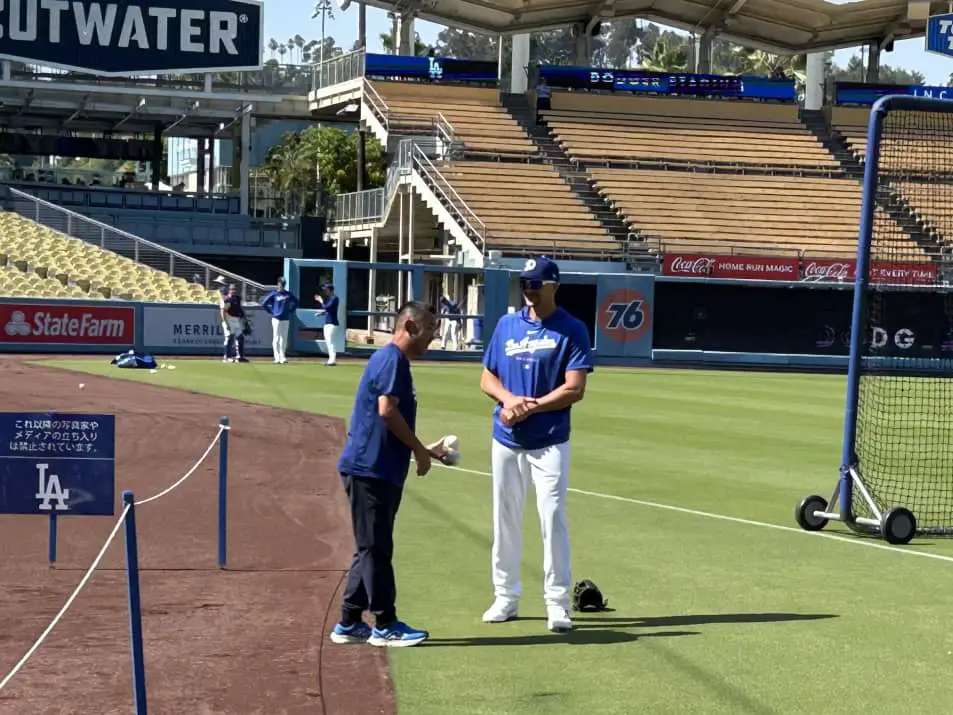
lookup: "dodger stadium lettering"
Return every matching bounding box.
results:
[0,0,262,75]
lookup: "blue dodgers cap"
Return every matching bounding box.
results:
[519,256,560,283]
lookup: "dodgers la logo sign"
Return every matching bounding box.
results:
[0,0,263,76]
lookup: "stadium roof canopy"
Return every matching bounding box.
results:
[371,0,944,55]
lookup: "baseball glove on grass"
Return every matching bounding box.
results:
[572,579,608,612]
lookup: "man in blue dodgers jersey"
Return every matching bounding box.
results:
[261,277,299,364]
[480,256,594,633]
[330,301,452,647]
[315,283,341,366]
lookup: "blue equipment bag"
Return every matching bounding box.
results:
[111,350,158,369]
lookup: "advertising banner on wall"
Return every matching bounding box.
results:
[0,302,135,346]
[142,304,272,354]
[0,0,264,76]
[663,254,938,285]
[594,274,655,360]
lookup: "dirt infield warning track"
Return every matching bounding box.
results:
[0,358,395,715]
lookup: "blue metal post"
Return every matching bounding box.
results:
[218,417,229,569]
[838,96,888,524]
[48,513,57,565]
[122,490,147,715]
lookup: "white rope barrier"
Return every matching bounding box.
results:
[0,503,131,694]
[0,423,229,694]
[134,426,225,507]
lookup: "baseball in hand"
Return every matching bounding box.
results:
[441,435,460,465]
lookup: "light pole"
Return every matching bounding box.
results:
[312,0,334,73]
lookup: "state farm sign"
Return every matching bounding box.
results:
[0,303,135,345]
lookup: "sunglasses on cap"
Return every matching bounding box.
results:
[520,279,557,290]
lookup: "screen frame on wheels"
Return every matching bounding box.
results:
[795,94,953,545]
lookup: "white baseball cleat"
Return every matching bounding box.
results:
[547,606,573,633]
[482,598,519,623]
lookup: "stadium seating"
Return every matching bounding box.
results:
[589,168,924,260]
[0,212,221,302]
[371,81,537,158]
[437,160,619,257]
[545,93,839,170]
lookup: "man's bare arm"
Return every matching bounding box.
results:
[525,370,588,415]
[481,368,537,412]
[378,395,426,453]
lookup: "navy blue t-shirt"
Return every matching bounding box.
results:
[338,343,417,485]
[483,306,593,450]
[223,295,244,318]
[323,295,340,326]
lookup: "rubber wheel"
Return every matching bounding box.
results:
[881,506,917,545]
[795,494,829,531]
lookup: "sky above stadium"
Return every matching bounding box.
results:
[265,2,953,86]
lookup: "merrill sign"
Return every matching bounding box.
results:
[0,0,263,75]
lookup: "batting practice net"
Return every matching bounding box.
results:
[797,97,953,543]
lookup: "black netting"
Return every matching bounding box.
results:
[852,106,953,534]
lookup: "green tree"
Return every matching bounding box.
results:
[262,126,387,217]
[380,29,432,56]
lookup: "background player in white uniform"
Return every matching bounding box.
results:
[478,256,594,632]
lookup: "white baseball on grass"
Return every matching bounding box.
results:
[78,383,85,390]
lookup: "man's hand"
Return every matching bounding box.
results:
[500,397,537,427]
[413,445,432,476]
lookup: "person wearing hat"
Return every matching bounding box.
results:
[213,275,228,305]
[478,256,594,633]
[315,283,341,366]
[261,277,300,364]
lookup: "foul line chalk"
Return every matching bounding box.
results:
[0,504,132,694]
[430,462,953,566]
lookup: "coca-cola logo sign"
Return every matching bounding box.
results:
[668,256,716,275]
[802,262,854,282]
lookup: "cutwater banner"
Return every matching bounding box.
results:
[0,0,263,76]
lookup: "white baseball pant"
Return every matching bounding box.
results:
[272,318,289,362]
[490,438,571,610]
[323,323,341,364]
[440,319,459,350]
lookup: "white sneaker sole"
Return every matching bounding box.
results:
[548,621,573,632]
[483,608,519,623]
[329,632,369,644]
[367,635,427,648]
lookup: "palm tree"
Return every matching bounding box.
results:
[640,38,688,72]
[267,38,279,59]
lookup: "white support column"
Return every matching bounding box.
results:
[511,33,530,93]
[408,189,415,299]
[239,111,251,215]
[367,229,378,336]
[336,234,345,260]
[204,74,212,92]
[2,62,11,81]
[805,52,826,111]
[695,30,714,74]
[397,188,405,304]
[397,12,415,55]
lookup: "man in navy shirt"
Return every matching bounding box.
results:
[261,277,299,364]
[315,283,341,366]
[479,256,594,633]
[439,295,463,351]
[330,301,448,648]
[220,284,249,364]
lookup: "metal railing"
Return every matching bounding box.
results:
[363,78,390,131]
[12,62,312,95]
[311,50,366,91]
[433,113,465,158]
[411,144,487,249]
[331,139,414,225]
[8,188,271,304]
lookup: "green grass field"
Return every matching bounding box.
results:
[40,357,953,714]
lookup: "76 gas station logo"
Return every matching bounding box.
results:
[599,288,652,343]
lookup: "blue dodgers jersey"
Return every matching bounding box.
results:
[324,295,340,326]
[263,290,299,320]
[338,343,417,485]
[483,307,594,450]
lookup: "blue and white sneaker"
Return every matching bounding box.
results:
[329,621,373,644]
[367,621,429,648]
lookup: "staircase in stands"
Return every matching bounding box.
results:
[801,109,945,262]
[500,94,637,251]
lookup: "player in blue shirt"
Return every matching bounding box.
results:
[479,256,594,633]
[330,301,450,648]
[315,283,341,366]
[439,295,463,351]
[261,277,299,365]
